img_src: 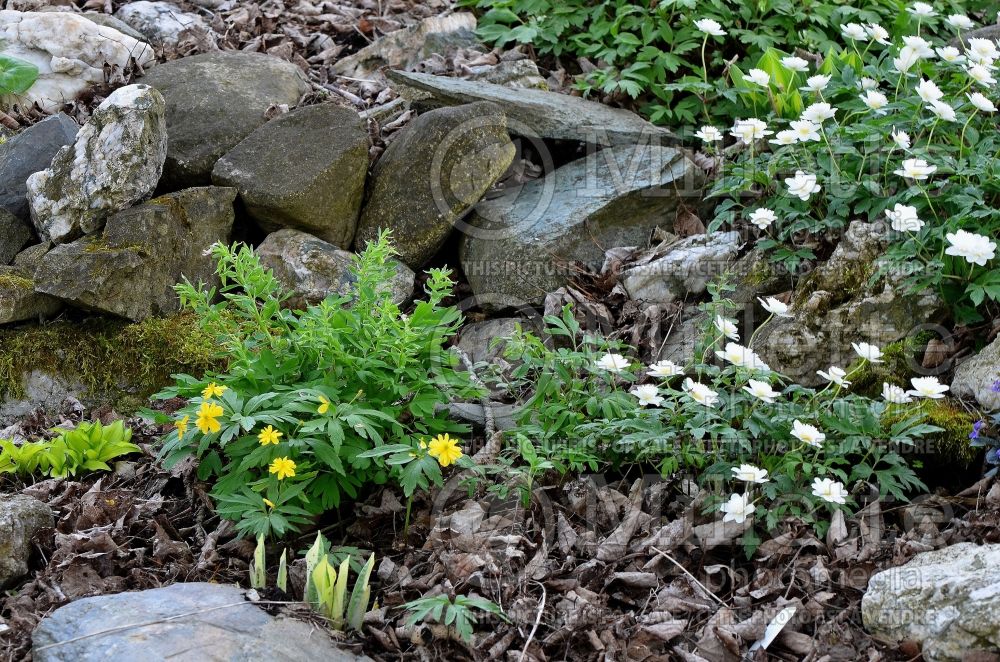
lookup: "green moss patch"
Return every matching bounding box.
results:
[0,314,224,411]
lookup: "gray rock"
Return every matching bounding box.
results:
[32,582,369,662]
[951,336,1000,411]
[656,305,706,367]
[355,102,515,268]
[0,266,61,324]
[0,10,156,113]
[332,13,481,94]
[0,113,79,223]
[456,317,531,365]
[728,247,791,306]
[621,232,742,304]
[141,52,310,189]
[0,494,53,589]
[257,229,414,308]
[80,12,151,42]
[387,69,678,146]
[461,144,704,307]
[13,242,51,271]
[114,1,211,46]
[470,59,547,89]
[213,104,369,248]
[862,543,1000,662]
[34,187,236,321]
[26,84,168,245]
[0,209,33,267]
[0,371,87,424]
[751,221,946,387]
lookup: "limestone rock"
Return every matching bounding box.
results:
[32,582,369,662]
[0,494,53,589]
[257,229,414,308]
[470,59,547,89]
[387,69,678,146]
[0,265,61,324]
[141,52,311,189]
[79,12,151,43]
[0,209,34,267]
[115,1,211,46]
[34,187,236,320]
[213,104,369,248]
[26,84,167,245]
[461,144,704,307]
[621,232,742,304]
[862,543,1000,661]
[355,102,515,267]
[0,10,155,112]
[952,335,1000,411]
[0,113,79,223]
[751,221,946,387]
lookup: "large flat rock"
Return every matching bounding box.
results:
[387,69,677,146]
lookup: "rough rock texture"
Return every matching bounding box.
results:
[656,305,706,367]
[32,582,369,662]
[461,144,703,307]
[0,113,79,223]
[258,229,414,308]
[0,494,53,589]
[0,210,34,267]
[0,265,61,324]
[951,335,1000,411]
[751,221,946,387]
[34,187,236,321]
[26,84,168,245]
[213,104,369,248]
[0,11,155,112]
[79,11,151,42]
[0,370,86,422]
[621,232,742,304]
[115,1,211,46]
[388,70,678,146]
[470,59,547,89]
[141,52,311,189]
[355,102,515,267]
[456,317,529,366]
[332,13,480,87]
[862,543,1000,662]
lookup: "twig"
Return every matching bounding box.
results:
[650,546,727,607]
[517,581,546,662]
[453,347,496,442]
[34,600,299,651]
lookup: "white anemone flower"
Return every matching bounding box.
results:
[789,119,821,142]
[748,208,777,230]
[812,477,848,504]
[730,118,773,144]
[596,353,630,373]
[647,360,684,378]
[744,379,780,404]
[817,366,851,387]
[908,2,936,17]
[967,37,1000,63]
[684,378,719,407]
[945,229,997,266]
[746,68,770,86]
[630,384,665,407]
[885,203,924,232]
[732,464,770,483]
[695,18,726,36]
[758,296,792,317]
[720,493,755,523]
[801,102,836,123]
[968,92,998,113]
[894,158,936,180]
[968,63,998,86]
[907,376,950,399]
[714,316,740,341]
[791,420,826,447]
[947,14,974,29]
[893,46,922,73]
[781,56,809,72]
[882,382,913,404]
[801,74,831,92]
[770,130,799,146]
[891,128,911,149]
[902,35,934,58]
[927,100,956,122]
[935,46,965,63]
[841,23,868,41]
[852,341,884,363]
[861,90,889,113]
[916,78,944,103]
[695,125,723,142]
[785,170,821,201]
[866,24,891,45]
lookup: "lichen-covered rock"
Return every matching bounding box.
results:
[0,113,79,223]
[0,11,155,113]
[213,104,369,248]
[141,52,310,189]
[26,84,167,245]
[0,210,34,267]
[751,221,946,387]
[0,494,53,589]
[34,187,236,321]
[32,582,369,662]
[862,543,1000,661]
[114,1,211,46]
[621,232,742,304]
[952,335,1000,411]
[461,144,704,308]
[0,266,61,324]
[257,229,414,308]
[355,102,515,268]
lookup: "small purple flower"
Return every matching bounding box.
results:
[992,379,1000,394]
[971,419,986,440]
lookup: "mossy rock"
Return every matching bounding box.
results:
[884,398,982,468]
[0,314,223,418]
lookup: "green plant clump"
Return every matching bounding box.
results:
[155,232,483,538]
[0,420,139,478]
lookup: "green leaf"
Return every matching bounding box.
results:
[0,54,39,96]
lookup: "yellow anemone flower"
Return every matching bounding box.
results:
[318,395,330,415]
[263,498,275,510]
[195,401,224,434]
[269,457,296,480]
[202,382,227,399]
[175,415,189,441]
[258,425,282,446]
[428,434,463,468]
